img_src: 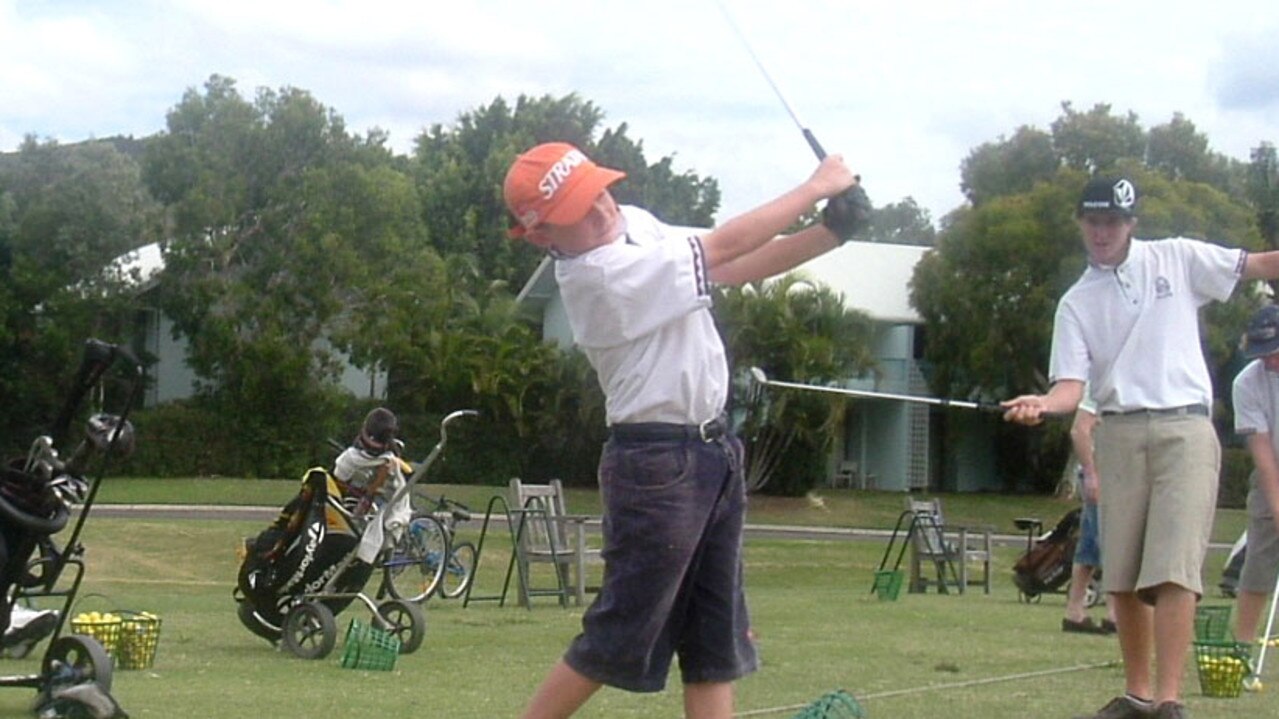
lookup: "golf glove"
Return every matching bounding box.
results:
[821,184,872,242]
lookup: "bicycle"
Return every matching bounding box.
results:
[381,490,478,603]
[423,495,477,600]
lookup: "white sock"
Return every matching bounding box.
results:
[1124,694,1153,710]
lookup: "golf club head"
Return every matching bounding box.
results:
[749,367,769,385]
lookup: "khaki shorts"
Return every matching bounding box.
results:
[1094,413,1219,602]
[1240,476,1279,594]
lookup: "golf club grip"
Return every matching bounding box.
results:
[50,339,116,440]
[803,129,826,160]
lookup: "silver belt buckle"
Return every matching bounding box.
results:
[698,417,718,442]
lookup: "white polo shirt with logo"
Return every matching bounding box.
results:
[1049,238,1245,413]
[554,205,727,426]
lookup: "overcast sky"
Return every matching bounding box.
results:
[2,0,1276,224]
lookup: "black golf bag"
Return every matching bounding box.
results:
[234,468,374,642]
[1012,507,1082,597]
[0,464,68,636]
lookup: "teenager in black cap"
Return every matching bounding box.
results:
[1003,177,1279,719]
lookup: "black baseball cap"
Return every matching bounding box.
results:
[1077,177,1138,217]
[1243,305,1279,359]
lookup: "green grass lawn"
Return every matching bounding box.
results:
[0,495,1270,718]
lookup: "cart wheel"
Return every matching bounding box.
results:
[376,599,425,655]
[1019,591,1041,604]
[282,601,337,659]
[42,635,113,693]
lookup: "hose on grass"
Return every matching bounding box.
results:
[732,659,1121,718]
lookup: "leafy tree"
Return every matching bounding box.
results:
[1246,142,1279,251]
[960,126,1057,206]
[1147,113,1214,184]
[141,75,419,472]
[411,94,720,290]
[1050,101,1145,174]
[0,137,159,452]
[868,197,937,246]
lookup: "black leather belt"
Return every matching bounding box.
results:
[1101,404,1209,418]
[610,416,728,442]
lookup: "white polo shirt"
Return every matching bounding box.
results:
[1049,237,1245,413]
[1233,359,1279,453]
[554,205,727,426]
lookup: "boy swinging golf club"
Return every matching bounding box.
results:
[503,141,867,719]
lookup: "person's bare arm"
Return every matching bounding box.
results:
[1242,250,1279,281]
[709,224,839,285]
[700,155,855,271]
[1070,408,1100,503]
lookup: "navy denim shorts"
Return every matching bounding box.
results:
[562,433,758,692]
[1074,500,1101,568]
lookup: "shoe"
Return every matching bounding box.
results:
[1151,702,1187,719]
[1072,696,1152,719]
[1101,619,1118,634]
[1063,617,1111,635]
[2,609,59,659]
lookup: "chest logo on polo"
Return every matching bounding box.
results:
[1155,276,1172,299]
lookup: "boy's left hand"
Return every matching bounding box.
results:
[822,184,872,242]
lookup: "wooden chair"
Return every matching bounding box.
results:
[506,478,601,607]
[905,497,992,595]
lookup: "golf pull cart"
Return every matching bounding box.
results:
[1,339,142,715]
[236,409,477,661]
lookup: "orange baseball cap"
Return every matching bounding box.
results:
[503,142,626,236]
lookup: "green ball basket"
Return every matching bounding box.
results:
[1193,605,1233,642]
[339,618,401,671]
[1194,640,1252,698]
[790,689,866,719]
[871,570,903,602]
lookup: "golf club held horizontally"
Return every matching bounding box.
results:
[750,366,1024,416]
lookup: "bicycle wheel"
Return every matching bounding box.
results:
[439,540,477,599]
[383,513,448,602]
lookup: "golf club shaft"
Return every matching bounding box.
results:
[1257,569,1279,675]
[715,0,826,160]
[751,368,1002,413]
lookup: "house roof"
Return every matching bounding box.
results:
[789,241,930,324]
[108,241,165,291]
[515,241,930,324]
